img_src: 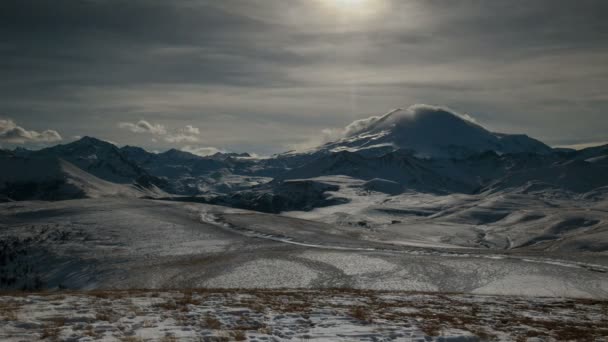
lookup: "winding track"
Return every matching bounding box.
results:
[200,211,608,274]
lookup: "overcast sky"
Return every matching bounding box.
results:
[1,0,607,154]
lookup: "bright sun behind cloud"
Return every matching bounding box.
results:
[319,0,385,20]
[332,0,367,7]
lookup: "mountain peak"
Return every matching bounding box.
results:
[323,104,552,158]
[63,136,119,151]
[346,105,482,138]
[75,136,107,144]
[160,148,200,160]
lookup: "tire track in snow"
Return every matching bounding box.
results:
[199,211,608,274]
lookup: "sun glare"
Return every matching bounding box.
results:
[333,0,367,7]
[320,0,383,19]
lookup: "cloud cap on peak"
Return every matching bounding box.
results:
[345,104,480,138]
[318,104,551,158]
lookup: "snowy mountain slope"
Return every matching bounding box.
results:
[567,143,608,166]
[3,106,607,217]
[120,146,273,195]
[484,158,608,193]
[0,153,163,201]
[32,137,165,188]
[233,105,598,197]
[275,150,476,194]
[271,145,608,196]
[308,105,553,158]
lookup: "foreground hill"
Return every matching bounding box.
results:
[1,289,605,341]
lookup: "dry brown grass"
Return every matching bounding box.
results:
[230,330,247,341]
[95,308,119,322]
[83,324,97,338]
[350,306,371,323]
[420,320,442,337]
[40,325,60,341]
[469,327,497,341]
[88,290,120,300]
[154,299,178,310]
[1,288,606,341]
[258,326,273,335]
[177,289,201,306]
[0,299,22,321]
[0,305,19,321]
[39,315,68,341]
[202,313,222,329]
[120,337,144,342]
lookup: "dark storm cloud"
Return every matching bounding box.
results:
[1,0,607,152]
[0,0,303,88]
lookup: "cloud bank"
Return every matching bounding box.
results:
[181,145,225,157]
[0,118,62,144]
[118,120,167,135]
[118,120,201,143]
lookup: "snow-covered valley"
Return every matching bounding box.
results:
[1,198,607,299]
[1,105,608,340]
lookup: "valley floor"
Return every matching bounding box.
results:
[1,198,607,298]
[1,289,607,341]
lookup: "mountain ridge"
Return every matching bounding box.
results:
[3,106,608,204]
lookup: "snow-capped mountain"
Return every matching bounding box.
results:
[120,146,268,194]
[310,105,553,158]
[2,105,607,206]
[31,136,165,188]
[0,151,164,201]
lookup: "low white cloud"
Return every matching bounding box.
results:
[555,141,608,150]
[181,125,200,135]
[181,145,225,156]
[343,115,386,137]
[409,104,478,124]
[101,139,119,146]
[344,105,479,138]
[164,124,201,143]
[164,134,200,143]
[0,118,62,144]
[118,120,201,144]
[118,120,167,135]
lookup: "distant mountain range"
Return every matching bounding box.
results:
[2,105,607,211]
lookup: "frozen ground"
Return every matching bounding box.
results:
[0,289,606,341]
[0,198,607,298]
[284,176,608,253]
